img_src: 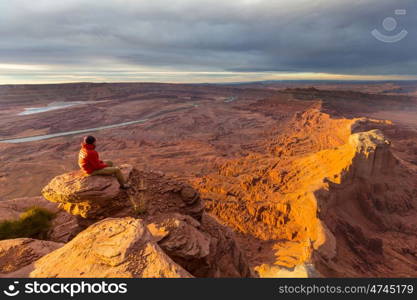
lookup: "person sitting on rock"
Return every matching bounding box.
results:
[78,135,130,189]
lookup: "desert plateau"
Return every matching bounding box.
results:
[0,81,416,278]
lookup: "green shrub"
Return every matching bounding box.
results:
[0,207,55,240]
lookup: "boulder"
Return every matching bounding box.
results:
[147,213,211,260]
[147,213,253,278]
[41,165,133,219]
[30,217,192,278]
[48,211,87,243]
[0,238,63,277]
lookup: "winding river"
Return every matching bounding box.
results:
[0,97,237,144]
[0,118,150,143]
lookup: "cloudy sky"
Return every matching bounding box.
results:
[0,0,416,84]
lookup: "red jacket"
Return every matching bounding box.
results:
[78,143,108,174]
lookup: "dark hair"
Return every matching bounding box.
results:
[83,135,96,145]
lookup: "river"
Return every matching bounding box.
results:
[1,98,236,144]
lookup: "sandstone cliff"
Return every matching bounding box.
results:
[1,107,415,278]
[195,108,417,277]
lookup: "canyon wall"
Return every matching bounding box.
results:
[195,108,417,277]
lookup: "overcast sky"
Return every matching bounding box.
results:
[0,0,416,84]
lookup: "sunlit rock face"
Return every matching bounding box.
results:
[30,217,193,278]
[41,165,133,219]
[196,109,417,277]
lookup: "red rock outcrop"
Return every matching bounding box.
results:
[34,167,252,278]
[41,165,133,219]
[31,218,192,278]
[313,129,417,277]
[195,108,417,277]
[146,213,253,277]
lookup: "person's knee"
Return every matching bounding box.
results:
[107,167,118,174]
[108,167,119,174]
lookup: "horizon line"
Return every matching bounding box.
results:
[1,78,417,87]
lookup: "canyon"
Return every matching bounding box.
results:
[0,82,416,277]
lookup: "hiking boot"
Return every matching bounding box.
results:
[120,184,131,189]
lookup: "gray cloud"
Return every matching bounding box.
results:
[0,0,416,83]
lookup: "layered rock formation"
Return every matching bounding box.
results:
[196,109,417,277]
[147,213,252,277]
[314,129,417,277]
